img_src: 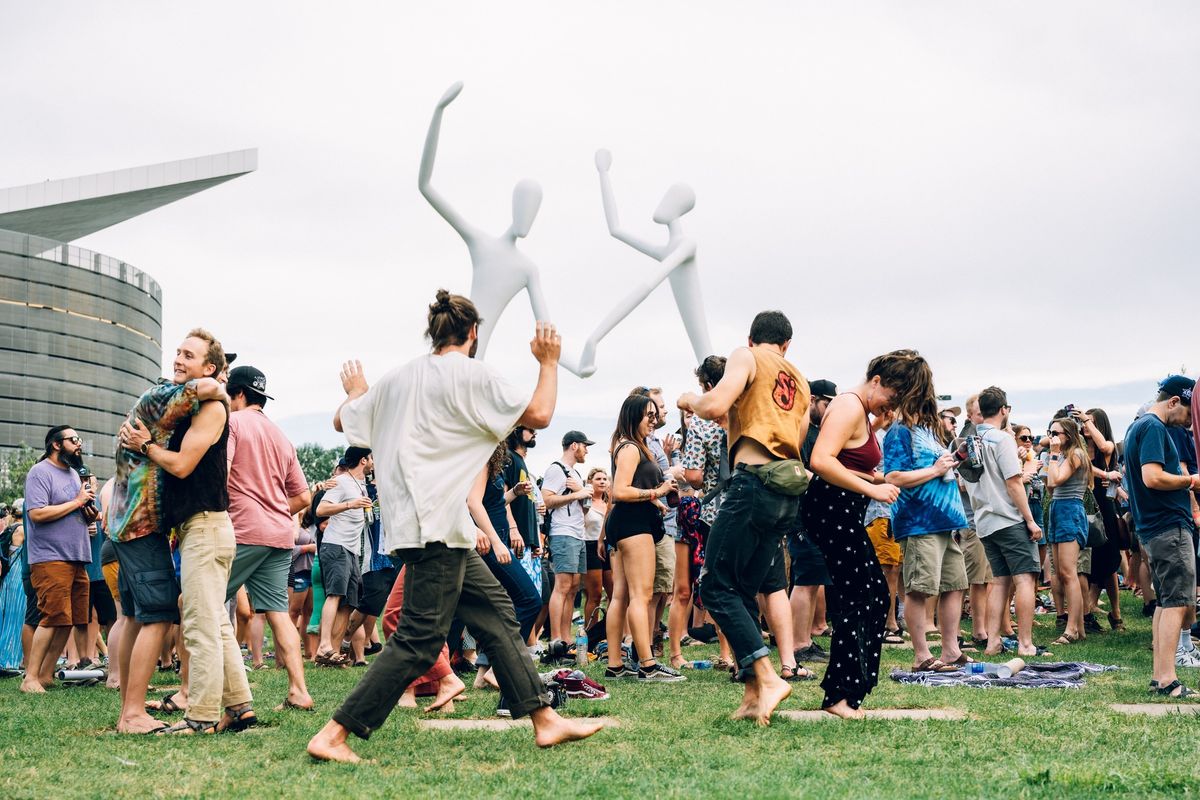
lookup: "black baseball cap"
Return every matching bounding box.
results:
[1158,375,1195,402]
[809,379,837,401]
[562,430,595,448]
[227,365,274,400]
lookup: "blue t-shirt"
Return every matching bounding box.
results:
[1124,413,1195,542]
[882,424,967,538]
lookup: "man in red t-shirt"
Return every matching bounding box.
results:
[223,366,314,711]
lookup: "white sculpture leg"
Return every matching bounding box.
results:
[666,263,713,363]
[525,277,584,377]
[577,264,680,378]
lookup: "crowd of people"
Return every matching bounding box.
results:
[2,290,1199,759]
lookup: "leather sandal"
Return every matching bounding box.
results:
[913,658,958,673]
[217,703,258,733]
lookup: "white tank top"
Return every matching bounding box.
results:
[584,504,605,542]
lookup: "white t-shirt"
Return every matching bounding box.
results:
[339,352,529,552]
[320,474,368,555]
[542,462,586,539]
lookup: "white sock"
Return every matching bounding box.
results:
[1180,630,1193,650]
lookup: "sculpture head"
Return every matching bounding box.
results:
[653,183,695,224]
[510,179,543,238]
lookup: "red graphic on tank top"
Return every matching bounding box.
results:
[773,372,798,411]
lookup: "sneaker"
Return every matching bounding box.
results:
[496,694,511,717]
[553,669,610,700]
[638,662,686,683]
[794,644,829,664]
[1083,614,1104,635]
[540,640,573,666]
[1177,646,1200,668]
[604,664,639,680]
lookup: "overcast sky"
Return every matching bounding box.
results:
[4,3,1197,475]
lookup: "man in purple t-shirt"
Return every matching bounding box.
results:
[20,425,97,694]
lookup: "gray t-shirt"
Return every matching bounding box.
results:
[542,462,586,539]
[321,474,368,555]
[964,423,1023,538]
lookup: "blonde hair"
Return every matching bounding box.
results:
[185,327,226,377]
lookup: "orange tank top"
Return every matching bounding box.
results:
[728,347,809,462]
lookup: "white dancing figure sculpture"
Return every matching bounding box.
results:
[577,149,713,378]
[419,82,582,376]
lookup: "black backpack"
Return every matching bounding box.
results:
[539,462,573,537]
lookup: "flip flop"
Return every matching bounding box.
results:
[945,654,975,667]
[146,691,185,715]
[913,658,958,673]
[274,698,316,712]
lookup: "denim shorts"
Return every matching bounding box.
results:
[549,534,587,575]
[1047,499,1088,546]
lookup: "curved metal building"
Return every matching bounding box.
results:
[0,150,256,478]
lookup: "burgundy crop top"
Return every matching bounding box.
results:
[835,394,881,474]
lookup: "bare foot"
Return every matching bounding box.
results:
[823,700,865,720]
[731,685,761,721]
[983,643,1003,657]
[307,721,362,764]
[427,673,466,712]
[397,689,418,709]
[425,699,455,715]
[752,677,792,726]
[19,678,47,694]
[473,667,499,691]
[531,707,605,748]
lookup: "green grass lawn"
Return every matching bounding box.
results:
[2,592,1199,799]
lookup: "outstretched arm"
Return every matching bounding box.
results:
[595,149,668,259]
[419,82,478,241]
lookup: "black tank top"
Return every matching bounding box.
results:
[612,441,662,498]
[163,407,230,529]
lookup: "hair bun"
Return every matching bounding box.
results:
[433,289,452,312]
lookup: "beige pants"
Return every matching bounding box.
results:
[179,511,252,722]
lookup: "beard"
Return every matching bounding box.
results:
[62,449,84,471]
[523,435,536,449]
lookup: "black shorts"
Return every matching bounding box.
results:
[759,539,789,595]
[788,532,831,588]
[89,579,117,626]
[318,543,362,607]
[585,540,607,572]
[605,502,666,547]
[22,573,40,628]
[114,534,181,625]
[354,567,397,617]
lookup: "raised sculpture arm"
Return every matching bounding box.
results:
[595,149,668,260]
[418,82,478,241]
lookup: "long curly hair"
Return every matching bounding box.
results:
[487,442,510,480]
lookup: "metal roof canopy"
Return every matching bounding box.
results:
[0,149,257,242]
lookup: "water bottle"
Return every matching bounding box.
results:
[690,660,712,670]
[575,624,588,667]
[968,661,1018,678]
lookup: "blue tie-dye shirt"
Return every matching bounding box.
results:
[882,424,967,539]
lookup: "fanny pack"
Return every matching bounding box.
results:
[746,459,809,496]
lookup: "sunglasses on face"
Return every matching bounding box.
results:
[1017,435,1033,442]
[941,416,957,424]
[1049,430,1064,438]
[58,436,82,445]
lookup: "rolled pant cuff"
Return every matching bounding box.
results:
[332,708,374,741]
[507,692,552,720]
[737,646,770,670]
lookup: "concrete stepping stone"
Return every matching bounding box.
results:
[778,707,966,722]
[418,716,618,732]
[1110,703,1200,717]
